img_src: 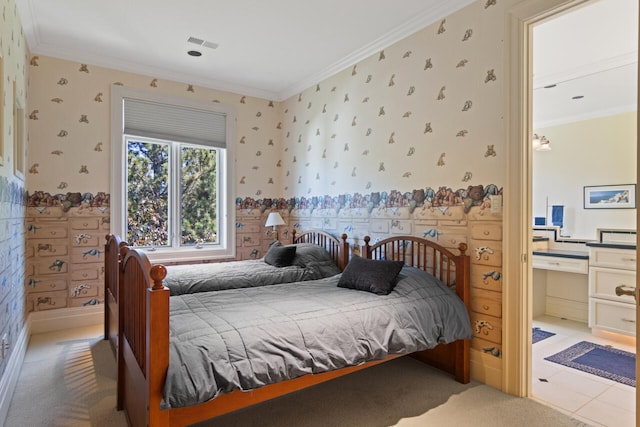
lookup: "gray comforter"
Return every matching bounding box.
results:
[164,244,341,295]
[162,265,473,409]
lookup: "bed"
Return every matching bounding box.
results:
[116,234,471,427]
[104,229,349,357]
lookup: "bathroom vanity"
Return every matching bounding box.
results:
[532,228,637,337]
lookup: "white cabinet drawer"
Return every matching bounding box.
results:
[589,267,636,303]
[532,255,588,274]
[589,299,636,336]
[589,247,636,271]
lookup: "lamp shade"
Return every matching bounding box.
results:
[265,212,286,227]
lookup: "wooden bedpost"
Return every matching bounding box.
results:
[147,264,169,427]
[455,242,471,384]
[338,233,349,270]
[362,235,371,258]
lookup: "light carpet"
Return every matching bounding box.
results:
[6,329,589,427]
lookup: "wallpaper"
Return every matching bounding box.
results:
[27,56,283,197]
[281,0,506,197]
[0,0,28,383]
[24,1,509,201]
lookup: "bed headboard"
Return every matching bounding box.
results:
[291,229,349,271]
[362,235,470,305]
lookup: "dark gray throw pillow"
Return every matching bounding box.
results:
[264,242,297,267]
[338,255,404,295]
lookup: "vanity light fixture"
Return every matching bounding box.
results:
[532,134,551,151]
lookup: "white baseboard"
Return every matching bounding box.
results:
[29,305,104,334]
[0,321,30,426]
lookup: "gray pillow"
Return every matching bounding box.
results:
[337,255,404,295]
[264,242,297,267]
[292,243,336,267]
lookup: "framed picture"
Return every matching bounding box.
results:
[583,184,636,209]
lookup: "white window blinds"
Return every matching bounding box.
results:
[123,98,226,148]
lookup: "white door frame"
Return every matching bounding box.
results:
[503,0,601,397]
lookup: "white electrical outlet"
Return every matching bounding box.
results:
[1,334,8,359]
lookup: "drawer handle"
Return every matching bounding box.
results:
[483,231,490,235]
[482,304,490,310]
[622,257,636,262]
[621,318,636,323]
[549,262,561,266]
[615,285,637,302]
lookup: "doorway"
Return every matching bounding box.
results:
[516,0,637,425]
[503,0,638,426]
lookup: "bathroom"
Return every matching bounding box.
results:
[529,0,637,424]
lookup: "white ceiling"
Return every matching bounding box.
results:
[15,0,476,100]
[533,0,638,127]
[15,0,638,123]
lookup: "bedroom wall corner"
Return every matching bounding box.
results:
[0,0,29,421]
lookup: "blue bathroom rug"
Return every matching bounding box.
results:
[545,341,635,387]
[532,327,555,344]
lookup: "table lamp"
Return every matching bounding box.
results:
[265,212,286,241]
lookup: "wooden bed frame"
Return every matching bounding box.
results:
[104,230,349,357]
[116,234,469,427]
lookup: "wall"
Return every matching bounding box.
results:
[0,0,28,395]
[27,56,283,197]
[280,2,506,197]
[533,112,637,239]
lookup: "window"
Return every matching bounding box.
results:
[111,86,236,262]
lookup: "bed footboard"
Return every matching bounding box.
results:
[119,245,170,427]
[363,235,471,384]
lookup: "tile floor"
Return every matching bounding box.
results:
[532,315,636,427]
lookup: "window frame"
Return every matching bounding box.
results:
[111,85,236,263]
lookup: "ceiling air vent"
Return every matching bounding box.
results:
[188,36,219,50]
